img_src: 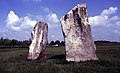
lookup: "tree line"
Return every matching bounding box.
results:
[1,37,119,47]
[49,40,65,46]
[0,37,65,47]
[0,37,30,47]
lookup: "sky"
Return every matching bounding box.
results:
[0,0,120,42]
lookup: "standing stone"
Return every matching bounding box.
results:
[60,4,98,62]
[27,22,48,60]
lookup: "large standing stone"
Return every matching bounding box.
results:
[27,22,48,60]
[60,4,98,62]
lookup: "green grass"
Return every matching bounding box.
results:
[0,44,120,73]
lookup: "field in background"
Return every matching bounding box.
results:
[0,43,120,73]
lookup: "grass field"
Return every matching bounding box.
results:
[0,43,120,73]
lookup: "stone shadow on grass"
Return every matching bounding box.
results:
[49,54,66,60]
[48,54,73,64]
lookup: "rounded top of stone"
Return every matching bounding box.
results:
[39,21,46,24]
[35,21,48,28]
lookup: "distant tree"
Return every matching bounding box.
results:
[0,37,4,46]
[23,40,30,47]
[0,37,3,40]
[4,38,11,46]
[50,41,55,45]
[60,41,65,46]
[0,37,32,47]
[11,39,18,47]
[17,41,23,47]
[29,38,32,44]
[55,40,60,46]
[0,37,12,46]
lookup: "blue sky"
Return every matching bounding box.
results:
[0,0,120,42]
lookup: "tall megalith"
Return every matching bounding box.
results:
[27,22,48,60]
[60,4,98,62]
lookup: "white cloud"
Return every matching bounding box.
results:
[28,6,59,28]
[89,7,119,26]
[10,26,21,31]
[6,11,37,31]
[21,16,36,29]
[47,12,59,24]
[6,8,60,30]
[6,11,19,25]
[113,30,120,35]
[6,11,21,31]
[116,21,120,27]
[89,15,109,26]
[101,7,118,16]
[89,7,120,41]
[110,16,119,21]
[0,28,30,41]
[37,6,60,28]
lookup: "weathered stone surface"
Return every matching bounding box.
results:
[60,4,98,62]
[27,22,48,60]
